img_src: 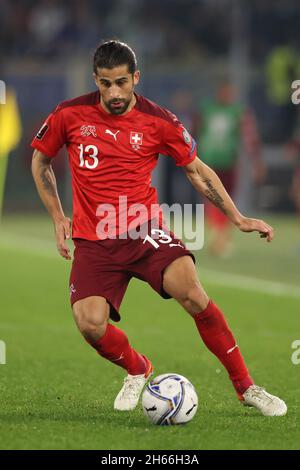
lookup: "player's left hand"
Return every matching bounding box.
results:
[236,217,274,242]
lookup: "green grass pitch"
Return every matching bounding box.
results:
[0,215,299,450]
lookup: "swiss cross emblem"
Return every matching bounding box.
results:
[130,131,143,150]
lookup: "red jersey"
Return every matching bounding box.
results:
[31,91,197,240]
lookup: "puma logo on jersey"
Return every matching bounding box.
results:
[105,129,120,141]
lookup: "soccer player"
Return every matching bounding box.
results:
[285,116,300,241]
[31,40,286,416]
[196,81,266,257]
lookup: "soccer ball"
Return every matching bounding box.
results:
[142,373,198,425]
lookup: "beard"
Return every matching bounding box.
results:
[105,97,131,115]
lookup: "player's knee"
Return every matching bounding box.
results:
[80,317,108,342]
[180,282,209,315]
[73,300,109,341]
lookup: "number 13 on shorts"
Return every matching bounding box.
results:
[143,229,184,249]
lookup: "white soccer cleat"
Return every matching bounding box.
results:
[241,385,287,417]
[114,358,153,411]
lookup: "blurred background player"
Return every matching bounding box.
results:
[164,89,199,208]
[196,81,266,257]
[285,109,300,242]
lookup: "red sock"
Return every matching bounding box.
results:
[87,324,147,376]
[194,300,254,396]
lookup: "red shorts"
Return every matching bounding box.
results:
[69,220,195,322]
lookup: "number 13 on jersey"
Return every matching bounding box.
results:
[78,144,99,169]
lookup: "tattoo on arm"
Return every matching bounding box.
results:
[202,178,226,214]
[39,162,57,197]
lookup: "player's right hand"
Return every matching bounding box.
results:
[54,216,72,260]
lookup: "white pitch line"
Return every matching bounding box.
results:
[200,268,300,300]
[0,232,299,299]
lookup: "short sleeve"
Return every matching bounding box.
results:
[31,105,66,157]
[160,115,197,166]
